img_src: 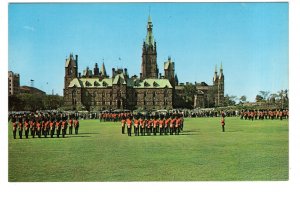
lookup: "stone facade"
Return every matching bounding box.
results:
[63,16,224,111]
[8,71,20,96]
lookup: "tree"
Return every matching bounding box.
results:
[183,83,197,108]
[255,95,264,102]
[259,91,270,101]
[269,93,279,104]
[278,89,289,109]
[239,95,247,103]
[224,94,237,106]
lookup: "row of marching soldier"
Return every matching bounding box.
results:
[121,114,184,136]
[11,113,79,139]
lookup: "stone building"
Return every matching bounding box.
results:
[8,71,20,96]
[63,16,224,111]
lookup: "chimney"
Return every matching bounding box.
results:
[159,73,162,78]
[140,73,142,79]
[78,72,81,78]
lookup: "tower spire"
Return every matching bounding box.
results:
[145,14,154,46]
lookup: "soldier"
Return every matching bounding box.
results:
[46,118,51,136]
[180,114,184,132]
[62,118,68,138]
[169,115,175,135]
[134,115,139,136]
[159,115,165,135]
[221,115,225,132]
[69,117,73,135]
[30,118,36,138]
[18,118,23,139]
[146,116,152,136]
[50,119,55,138]
[36,119,41,138]
[56,118,61,138]
[279,110,283,120]
[121,116,126,134]
[43,118,49,138]
[153,116,158,135]
[24,119,30,139]
[164,115,170,135]
[139,116,145,136]
[74,117,79,135]
[175,115,181,135]
[12,118,17,139]
[126,116,132,136]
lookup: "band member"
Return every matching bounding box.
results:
[134,116,139,136]
[121,116,126,134]
[74,118,79,135]
[126,116,132,136]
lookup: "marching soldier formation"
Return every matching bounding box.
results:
[121,113,184,136]
[10,112,80,139]
[240,109,289,121]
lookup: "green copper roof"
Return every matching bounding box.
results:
[145,16,154,46]
[68,76,173,89]
[68,78,112,88]
[133,79,172,88]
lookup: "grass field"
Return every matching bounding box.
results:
[8,117,288,181]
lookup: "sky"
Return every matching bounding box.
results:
[8,2,288,101]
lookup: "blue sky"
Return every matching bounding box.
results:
[8,2,288,101]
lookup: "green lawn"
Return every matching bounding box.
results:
[8,117,288,181]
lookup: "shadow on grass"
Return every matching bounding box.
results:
[65,135,91,138]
